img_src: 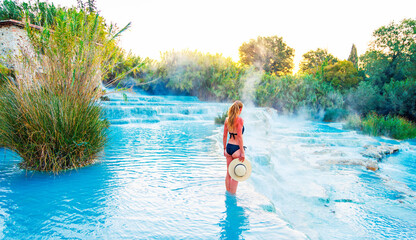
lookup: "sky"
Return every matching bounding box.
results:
[51,0,416,72]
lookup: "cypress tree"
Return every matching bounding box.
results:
[348,44,358,68]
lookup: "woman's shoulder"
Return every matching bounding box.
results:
[237,117,244,124]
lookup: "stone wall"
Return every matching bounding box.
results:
[0,20,102,86]
[0,20,35,71]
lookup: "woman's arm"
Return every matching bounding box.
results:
[237,117,245,161]
[223,118,228,150]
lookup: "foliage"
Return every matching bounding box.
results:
[255,73,343,115]
[299,48,337,73]
[344,113,362,131]
[0,0,101,26]
[0,84,109,172]
[361,113,416,140]
[239,35,294,76]
[76,0,97,13]
[323,108,349,122]
[149,49,245,101]
[344,113,416,140]
[359,50,390,88]
[0,7,124,172]
[0,0,23,21]
[371,19,416,59]
[363,18,416,86]
[382,78,416,121]
[323,60,362,90]
[348,44,358,68]
[345,80,382,115]
[103,49,151,87]
[0,62,14,84]
[0,0,131,87]
[0,0,58,26]
[214,111,228,125]
[357,19,416,122]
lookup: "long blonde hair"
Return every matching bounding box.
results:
[227,100,243,132]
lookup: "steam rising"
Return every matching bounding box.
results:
[240,69,262,107]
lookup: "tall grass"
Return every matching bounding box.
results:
[344,113,416,140]
[214,111,227,124]
[0,0,22,21]
[361,113,416,140]
[0,8,124,172]
[0,0,58,26]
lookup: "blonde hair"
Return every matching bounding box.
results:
[227,100,243,132]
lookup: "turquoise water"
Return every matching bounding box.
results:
[0,91,415,239]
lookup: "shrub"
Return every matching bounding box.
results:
[323,108,349,122]
[214,111,227,125]
[149,50,245,101]
[344,113,362,131]
[382,78,416,121]
[345,81,382,115]
[255,73,344,115]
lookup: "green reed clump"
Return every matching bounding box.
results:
[214,111,228,124]
[361,113,416,140]
[0,86,109,171]
[0,8,125,172]
[344,113,416,140]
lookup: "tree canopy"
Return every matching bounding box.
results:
[323,60,362,90]
[299,48,337,73]
[362,18,416,85]
[239,36,294,76]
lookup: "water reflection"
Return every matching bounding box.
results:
[219,192,249,239]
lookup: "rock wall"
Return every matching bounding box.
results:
[0,22,34,70]
[0,20,102,86]
[0,20,44,86]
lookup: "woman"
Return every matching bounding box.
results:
[223,100,245,194]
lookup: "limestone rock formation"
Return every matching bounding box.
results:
[361,143,400,160]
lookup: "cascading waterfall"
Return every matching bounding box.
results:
[230,105,416,239]
[0,90,415,239]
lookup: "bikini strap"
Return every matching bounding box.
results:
[229,132,237,139]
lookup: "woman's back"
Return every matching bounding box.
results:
[226,116,244,145]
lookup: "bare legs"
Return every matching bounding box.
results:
[225,149,241,194]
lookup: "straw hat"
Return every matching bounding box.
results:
[228,158,252,182]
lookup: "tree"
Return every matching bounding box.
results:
[239,36,294,76]
[364,18,416,83]
[323,60,362,90]
[299,48,337,73]
[359,50,390,88]
[348,44,358,68]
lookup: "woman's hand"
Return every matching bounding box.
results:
[239,152,245,162]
